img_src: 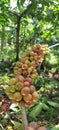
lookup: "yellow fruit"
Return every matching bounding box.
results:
[28,67,34,74]
[25,60,30,66]
[32,91,39,102]
[9,93,14,99]
[9,78,16,85]
[17,68,22,74]
[31,73,38,80]
[14,66,18,74]
[4,87,10,95]
[13,92,22,101]
[10,86,16,93]
[16,82,24,91]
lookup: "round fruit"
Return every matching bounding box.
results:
[4,87,10,95]
[24,77,33,84]
[32,91,39,102]
[16,75,24,82]
[24,81,30,87]
[28,67,34,75]
[9,78,16,85]
[25,60,30,66]
[17,68,22,75]
[25,101,34,107]
[37,126,47,130]
[10,86,15,93]
[22,64,28,70]
[30,85,36,93]
[9,93,14,99]
[23,94,32,103]
[13,92,22,101]
[16,82,24,91]
[26,126,35,130]
[28,101,34,107]
[29,121,37,129]
[21,87,30,96]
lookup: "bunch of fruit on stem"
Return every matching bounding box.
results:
[5,44,49,107]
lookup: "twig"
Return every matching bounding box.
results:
[49,43,59,49]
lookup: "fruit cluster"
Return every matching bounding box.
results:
[5,76,39,107]
[5,44,49,107]
[1,100,10,112]
[14,44,48,80]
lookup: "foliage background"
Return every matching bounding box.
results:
[0,0,59,130]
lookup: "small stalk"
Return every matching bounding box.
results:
[49,43,59,49]
[21,101,28,130]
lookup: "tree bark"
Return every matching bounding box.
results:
[15,16,20,61]
[1,26,5,51]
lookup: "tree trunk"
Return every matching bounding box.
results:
[1,26,5,51]
[15,16,20,61]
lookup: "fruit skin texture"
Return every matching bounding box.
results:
[9,78,16,85]
[24,81,30,87]
[26,126,35,130]
[16,75,24,82]
[13,92,22,101]
[24,77,33,84]
[23,94,32,103]
[29,121,38,129]
[32,91,39,102]
[30,85,36,93]
[37,126,47,130]
[21,87,30,96]
[1,100,10,112]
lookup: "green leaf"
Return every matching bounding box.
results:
[11,120,23,130]
[42,103,49,110]
[47,101,59,108]
[29,102,43,119]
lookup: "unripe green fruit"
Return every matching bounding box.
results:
[9,78,16,85]
[13,92,22,101]
[10,86,16,93]
[16,82,24,91]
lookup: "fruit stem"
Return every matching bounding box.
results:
[21,101,28,130]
